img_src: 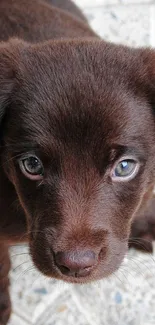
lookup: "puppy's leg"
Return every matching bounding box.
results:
[129,197,155,253]
[0,244,11,325]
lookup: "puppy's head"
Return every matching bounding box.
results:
[1,39,155,283]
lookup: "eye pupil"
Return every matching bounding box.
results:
[22,156,43,176]
[26,157,39,170]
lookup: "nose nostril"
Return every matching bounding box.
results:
[54,250,97,277]
[99,248,106,260]
[59,265,70,275]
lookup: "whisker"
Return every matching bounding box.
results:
[111,271,124,286]
[116,268,131,286]
[14,265,36,282]
[10,252,29,258]
[12,259,31,273]
[128,238,154,254]
[128,255,155,275]
[0,153,23,168]
[129,237,154,245]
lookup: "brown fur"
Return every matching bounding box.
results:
[0,0,155,323]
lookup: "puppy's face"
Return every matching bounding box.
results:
[1,40,155,283]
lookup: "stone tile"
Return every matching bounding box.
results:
[9,246,70,324]
[150,4,155,47]
[10,267,46,322]
[8,314,30,325]
[121,0,153,4]
[74,0,153,9]
[84,5,152,47]
[74,0,119,9]
[34,291,90,325]
[9,246,155,325]
[73,250,155,325]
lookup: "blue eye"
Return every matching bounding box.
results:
[19,155,44,180]
[112,159,139,180]
[23,156,43,175]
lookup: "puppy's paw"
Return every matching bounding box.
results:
[129,200,155,253]
[0,289,11,325]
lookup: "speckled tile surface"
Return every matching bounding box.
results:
[74,0,120,7]
[8,1,155,325]
[84,5,151,47]
[75,0,154,8]
[8,246,155,325]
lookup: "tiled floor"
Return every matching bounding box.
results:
[8,1,155,325]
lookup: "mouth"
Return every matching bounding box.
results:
[44,265,100,284]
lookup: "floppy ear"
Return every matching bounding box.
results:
[0,38,27,127]
[138,48,155,102]
[0,40,18,125]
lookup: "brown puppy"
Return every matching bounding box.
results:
[0,0,155,323]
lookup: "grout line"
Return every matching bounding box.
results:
[33,286,67,324]
[11,311,32,324]
[70,287,96,325]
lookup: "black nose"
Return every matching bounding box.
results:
[54,250,97,277]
